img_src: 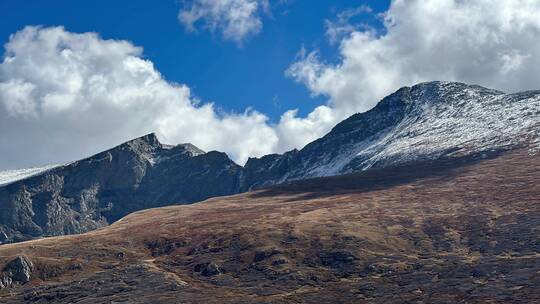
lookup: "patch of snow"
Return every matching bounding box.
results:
[0,164,59,187]
[350,85,540,170]
[306,131,384,177]
[145,143,206,166]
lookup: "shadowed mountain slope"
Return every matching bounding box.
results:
[0,134,241,243]
[0,147,538,303]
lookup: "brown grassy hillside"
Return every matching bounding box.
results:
[0,148,539,303]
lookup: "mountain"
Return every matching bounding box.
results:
[1,81,539,243]
[0,134,241,243]
[0,146,538,303]
[241,82,540,187]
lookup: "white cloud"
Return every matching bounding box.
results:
[287,0,540,145]
[178,0,269,44]
[275,105,335,152]
[3,1,540,169]
[325,5,372,45]
[0,26,277,169]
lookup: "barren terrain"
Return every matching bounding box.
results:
[0,148,539,303]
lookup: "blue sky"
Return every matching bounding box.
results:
[0,0,390,121]
[1,0,539,169]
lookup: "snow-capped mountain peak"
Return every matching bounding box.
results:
[242,82,540,187]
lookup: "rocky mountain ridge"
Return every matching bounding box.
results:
[242,82,540,187]
[0,134,242,243]
[1,81,539,243]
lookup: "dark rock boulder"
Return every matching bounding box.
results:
[4,256,33,283]
[252,249,282,263]
[319,251,357,268]
[271,256,289,266]
[195,262,222,277]
[0,256,34,289]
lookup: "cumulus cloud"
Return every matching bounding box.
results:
[287,0,540,144]
[3,1,540,169]
[178,0,270,44]
[0,26,278,169]
[275,105,336,152]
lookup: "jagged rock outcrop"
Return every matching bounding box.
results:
[0,81,539,243]
[0,256,33,289]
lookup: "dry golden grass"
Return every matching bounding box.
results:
[0,148,539,303]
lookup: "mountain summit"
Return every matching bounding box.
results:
[1,81,539,243]
[0,134,241,243]
[242,81,540,187]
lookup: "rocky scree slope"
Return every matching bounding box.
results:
[0,81,539,243]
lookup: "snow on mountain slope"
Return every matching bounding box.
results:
[243,82,540,185]
[0,165,60,186]
[340,83,540,172]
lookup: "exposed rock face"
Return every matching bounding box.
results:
[0,81,539,243]
[195,262,222,277]
[0,256,33,289]
[0,273,12,289]
[4,256,33,283]
[0,134,242,243]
